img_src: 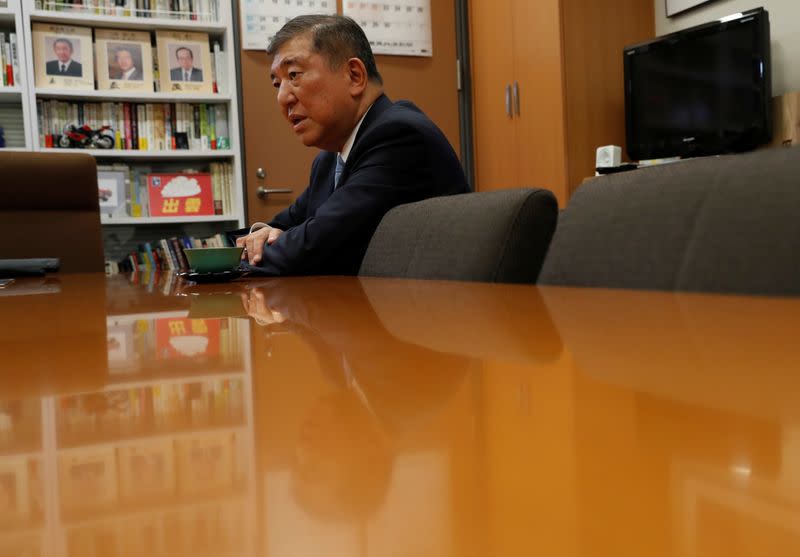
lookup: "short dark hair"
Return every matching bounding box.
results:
[53,38,73,52]
[267,15,383,85]
[175,46,193,59]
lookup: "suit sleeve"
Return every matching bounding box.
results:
[253,121,433,275]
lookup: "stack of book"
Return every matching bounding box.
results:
[106,231,233,275]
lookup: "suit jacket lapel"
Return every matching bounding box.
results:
[335,94,393,188]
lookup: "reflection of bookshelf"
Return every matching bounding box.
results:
[55,380,247,448]
[24,310,256,557]
[16,0,245,262]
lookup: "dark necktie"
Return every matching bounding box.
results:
[60,64,66,74]
[334,155,345,189]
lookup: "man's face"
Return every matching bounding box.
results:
[116,50,134,72]
[54,41,72,63]
[270,35,358,152]
[176,49,194,71]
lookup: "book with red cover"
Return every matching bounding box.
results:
[147,173,214,217]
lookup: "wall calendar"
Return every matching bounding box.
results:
[344,1,433,57]
[240,0,337,51]
[240,0,433,58]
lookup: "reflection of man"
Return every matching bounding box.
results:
[169,47,202,81]
[233,15,469,276]
[46,38,83,77]
[242,278,472,521]
[110,47,142,80]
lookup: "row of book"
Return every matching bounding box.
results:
[38,100,230,151]
[105,231,233,275]
[34,0,220,21]
[0,32,19,88]
[56,380,245,435]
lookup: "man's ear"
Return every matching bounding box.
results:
[346,58,369,96]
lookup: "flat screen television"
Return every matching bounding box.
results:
[624,7,771,161]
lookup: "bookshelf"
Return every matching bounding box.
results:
[0,0,33,150]
[0,306,257,557]
[9,0,247,265]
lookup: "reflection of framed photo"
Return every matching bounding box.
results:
[176,432,233,494]
[0,458,29,525]
[58,448,118,513]
[105,318,136,373]
[156,30,213,93]
[95,29,154,92]
[96,170,127,217]
[666,0,716,17]
[32,23,94,90]
[118,440,176,501]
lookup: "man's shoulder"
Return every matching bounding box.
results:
[364,98,446,144]
[46,60,58,68]
[72,60,82,68]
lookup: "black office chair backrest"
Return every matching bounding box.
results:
[538,146,800,296]
[0,151,104,273]
[359,188,558,284]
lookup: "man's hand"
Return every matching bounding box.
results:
[236,226,283,264]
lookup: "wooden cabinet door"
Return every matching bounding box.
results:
[511,0,568,207]
[469,0,518,192]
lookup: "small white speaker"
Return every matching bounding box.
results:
[596,145,622,168]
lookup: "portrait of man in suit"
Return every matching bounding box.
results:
[109,45,143,81]
[45,37,83,77]
[234,15,469,276]
[169,46,203,82]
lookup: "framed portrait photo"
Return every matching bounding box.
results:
[666,0,717,17]
[32,23,94,90]
[156,30,213,94]
[95,29,153,92]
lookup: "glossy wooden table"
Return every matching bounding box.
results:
[1,273,800,557]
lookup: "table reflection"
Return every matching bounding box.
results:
[1,274,800,556]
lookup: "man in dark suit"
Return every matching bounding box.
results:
[45,38,83,77]
[236,15,469,275]
[169,47,203,82]
[110,47,143,81]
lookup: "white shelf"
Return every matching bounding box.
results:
[0,87,23,102]
[40,147,235,159]
[0,8,15,22]
[102,214,239,225]
[28,9,226,34]
[36,88,231,103]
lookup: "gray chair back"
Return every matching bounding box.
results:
[359,188,558,283]
[538,147,800,296]
[0,151,104,273]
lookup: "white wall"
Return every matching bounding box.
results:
[655,0,800,95]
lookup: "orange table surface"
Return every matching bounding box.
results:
[1,273,799,557]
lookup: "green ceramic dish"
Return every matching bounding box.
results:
[183,247,244,273]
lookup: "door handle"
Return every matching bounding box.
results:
[505,84,512,118]
[256,187,293,200]
[513,81,521,116]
